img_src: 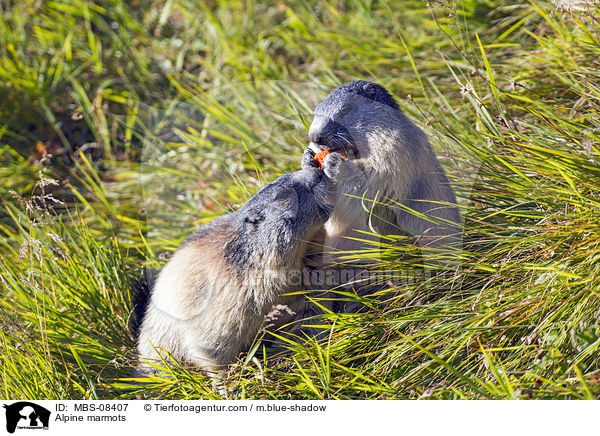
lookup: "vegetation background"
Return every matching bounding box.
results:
[1,0,599,399]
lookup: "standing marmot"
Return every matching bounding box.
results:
[302,80,460,257]
[136,160,340,373]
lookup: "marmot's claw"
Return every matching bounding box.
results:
[322,152,344,180]
[301,146,319,169]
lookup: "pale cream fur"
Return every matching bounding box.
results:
[318,122,460,257]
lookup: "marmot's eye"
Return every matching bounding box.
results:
[244,211,263,224]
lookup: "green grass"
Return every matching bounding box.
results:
[1,0,599,399]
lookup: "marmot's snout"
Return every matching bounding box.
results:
[308,118,355,158]
[292,168,335,215]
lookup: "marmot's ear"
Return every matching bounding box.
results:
[361,82,378,101]
[244,211,263,224]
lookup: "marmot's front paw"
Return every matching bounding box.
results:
[322,152,344,180]
[301,146,320,170]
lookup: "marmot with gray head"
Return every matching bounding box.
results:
[302,80,460,258]
[136,159,339,372]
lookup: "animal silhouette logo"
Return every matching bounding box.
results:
[2,402,50,433]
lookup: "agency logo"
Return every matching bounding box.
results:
[2,402,50,434]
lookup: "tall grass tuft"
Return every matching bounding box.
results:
[1,0,599,399]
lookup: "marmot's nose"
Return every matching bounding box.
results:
[309,131,324,145]
[308,128,324,145]
[308,116,329,145]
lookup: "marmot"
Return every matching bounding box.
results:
[302,80,461,258]
[136,160,340,372]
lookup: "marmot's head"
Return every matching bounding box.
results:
[224,168,333,270]
[308,80,401,160]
